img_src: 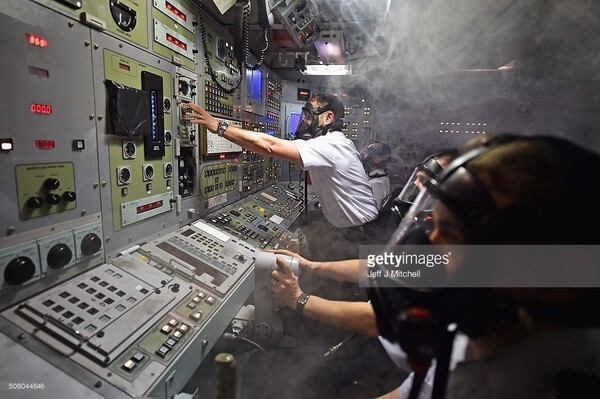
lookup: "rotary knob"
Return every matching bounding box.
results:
[27,196,44,209]
[44,178,60,190]
[81,233,102,256]
[4,256,36,285]
[47,243,72,269]
[45,193,61,205]
[62,191,77,202]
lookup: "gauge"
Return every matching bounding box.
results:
[110,1,137,32]
[179,79,189,96]
[216,37,227,61]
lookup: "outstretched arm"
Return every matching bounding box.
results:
[271,249,363,283]
[271,256,379,337]
[186,103,303,166]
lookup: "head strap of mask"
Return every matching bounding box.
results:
[297,94,344,139]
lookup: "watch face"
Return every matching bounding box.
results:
[298,293,309,305]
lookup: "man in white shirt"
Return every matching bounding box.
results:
[186,94,378,229]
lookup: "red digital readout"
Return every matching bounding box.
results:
[26,33,48,48]
[34,140,55,150]
[31,103,52,115]
[136,200,163,214]
[166,33,187,51]
[166,1,187,22]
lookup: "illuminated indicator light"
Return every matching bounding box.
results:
[1,139,14,151]
[166,1,187,21]
[219,154,226,159]
[119,63,131,71]
[30,103,52,115]
[26,33,48,48]
[166,33,187,51]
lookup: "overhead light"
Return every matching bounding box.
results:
[314,30,345,65]
[301,64,352,76]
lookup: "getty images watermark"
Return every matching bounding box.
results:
[359,245,600,288]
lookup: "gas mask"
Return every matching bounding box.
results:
[294,95,344,140]
[360,141,391,173]
[392,154,444,220]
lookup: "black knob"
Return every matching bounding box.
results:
[45,178,60,190]
[4,256,36,285]
[45,193,61,205]
[27,196,44,209]
[81,233,102,256]
[62,191,77,202]
[47,243,72,269]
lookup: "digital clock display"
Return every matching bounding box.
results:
[166,1,187,22]
[136,200,163,214]
[31,103,52,115]
[34,140,55,150]
[166,33,187,51]
[26,33,48,48]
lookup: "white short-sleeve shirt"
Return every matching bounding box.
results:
[294,131,379,228]
[368,169,391,210]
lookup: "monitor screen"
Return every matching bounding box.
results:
[288,112,302,139]
[246,68,263,101]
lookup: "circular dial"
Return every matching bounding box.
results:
[45,178,60,190]
[110,1,137,32]
[4,256,36,285]
[47,243,72,269]
[81,233,102,256]
[62,191,77,202]
[27,196,44,209]
[45,193,61,205]
[216,37,227,61]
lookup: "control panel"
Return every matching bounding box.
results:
[206,183,303,249]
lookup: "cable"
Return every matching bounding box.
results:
[241,0,268,70]
[223,332,266,355]
[198,8,241,95]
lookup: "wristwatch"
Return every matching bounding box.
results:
[216,121,228,137]
[296,293,310,316]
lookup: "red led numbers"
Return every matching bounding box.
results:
[166,33,187,51]
[34,140,55,150]
[166,1,187,22]
[31,103,52,115]
[26,33,48,48]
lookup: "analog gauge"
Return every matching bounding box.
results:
[110,1,137,32]
[119,167,131,184]
[216,37,227,61]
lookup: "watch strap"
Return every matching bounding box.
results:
[296,293,310,316]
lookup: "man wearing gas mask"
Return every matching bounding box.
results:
[186,95,378,232]
[360,141,392,210]
[370,134,600,399]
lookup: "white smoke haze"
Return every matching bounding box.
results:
[318,0,600,177]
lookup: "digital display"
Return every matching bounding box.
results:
[297,88,311,101]
[26,33,48,48]
[119,63,131,71]
[288,113,302,139]
[34,140,55,150]
[31,103,52,115]
[166,1,187,22]
[28,66,50,78]
[247,69,263,101]
[137,200,163,214]
[166,33,187,51]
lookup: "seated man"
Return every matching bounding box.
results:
[370,134,600,398]
[269,150,457,337]
[360,141,393,210]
